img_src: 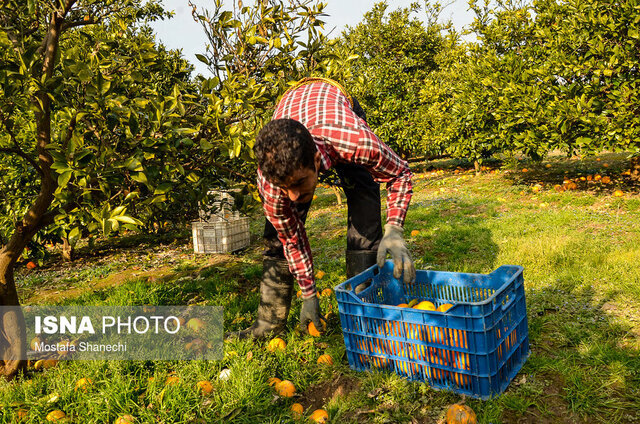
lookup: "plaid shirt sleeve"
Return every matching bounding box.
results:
[257,169,316,298]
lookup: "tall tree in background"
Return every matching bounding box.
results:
[0,0,201,379]
[332,1,449,158]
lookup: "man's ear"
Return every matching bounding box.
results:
[314,151,322,172]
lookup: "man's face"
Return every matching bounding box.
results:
[278,151,322,203]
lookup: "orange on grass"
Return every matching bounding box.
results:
[290,403,304,418]
[521,168,528,173]
[414,301,436,311]
[114,415,135,424]
[30,336,42,351]
[308,319,326,337]
[74,377,93,392]
[196,380,214,394]
[186,318,205,332]
[315,270,326,280]
[317,354,333,365]
[601,176,611,184]
[26,261,37,270]
[545,163,552,168]
[445,403,477,424]
[16,409,28,420]
[268,377,281,387]
[275,380,296,397]
[595,174,602,180]
[320,288,332,297]
[410,229,420,237]
[165,374,180,386]
[45,410,66,422]
[309,409,329,423]
[267,337,287,352]
[34,359,58,370]
[297,290,302,298]
[614,190,624,197]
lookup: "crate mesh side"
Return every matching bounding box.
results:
[192,218,250,253]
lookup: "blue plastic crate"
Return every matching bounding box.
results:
[334,260,530,399]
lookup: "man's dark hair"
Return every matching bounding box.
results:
[254,118,317,184]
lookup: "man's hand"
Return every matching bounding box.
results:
[299,294,324,334]
[377,224,416,283]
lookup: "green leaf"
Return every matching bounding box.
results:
[154,182,173,194]
[58,171,72,187]
[131,172,148,184]
[195,54,210,65]
[114,215,143,226]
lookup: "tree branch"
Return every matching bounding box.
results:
[0,148,44,176]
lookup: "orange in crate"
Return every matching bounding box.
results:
[451,352,470,388]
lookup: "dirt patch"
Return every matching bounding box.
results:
[300,372,361,411]
[24,254,232,304]
[502,372,589,424]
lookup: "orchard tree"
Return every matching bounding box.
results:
[188,0,354,171]
[0,0,208,379]
[332,1,448,158]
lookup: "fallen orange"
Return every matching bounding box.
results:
[267,337,287,352]
[317,354,333,365]
[74,377,93,392]
[290,403,304,418]
[196,380,214,394]
[309,409,329,423]
[268,377,281,387]
[114,415,135,424]
[45,410,66,422]
[308,319,326,337]
[275,380,296,397]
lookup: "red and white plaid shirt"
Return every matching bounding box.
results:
[258,80,413,298]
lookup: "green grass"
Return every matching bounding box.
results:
[3,153,640,423]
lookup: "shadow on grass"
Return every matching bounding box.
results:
[500,280,640,424]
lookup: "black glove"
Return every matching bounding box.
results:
[299,294,324,334]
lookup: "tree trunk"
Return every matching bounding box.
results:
[0,237,29,380]
[474,160,481,175]
[630,156,640,181]
[0,8,65,380]
[62,237,74,262]
[331,186,343,206]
